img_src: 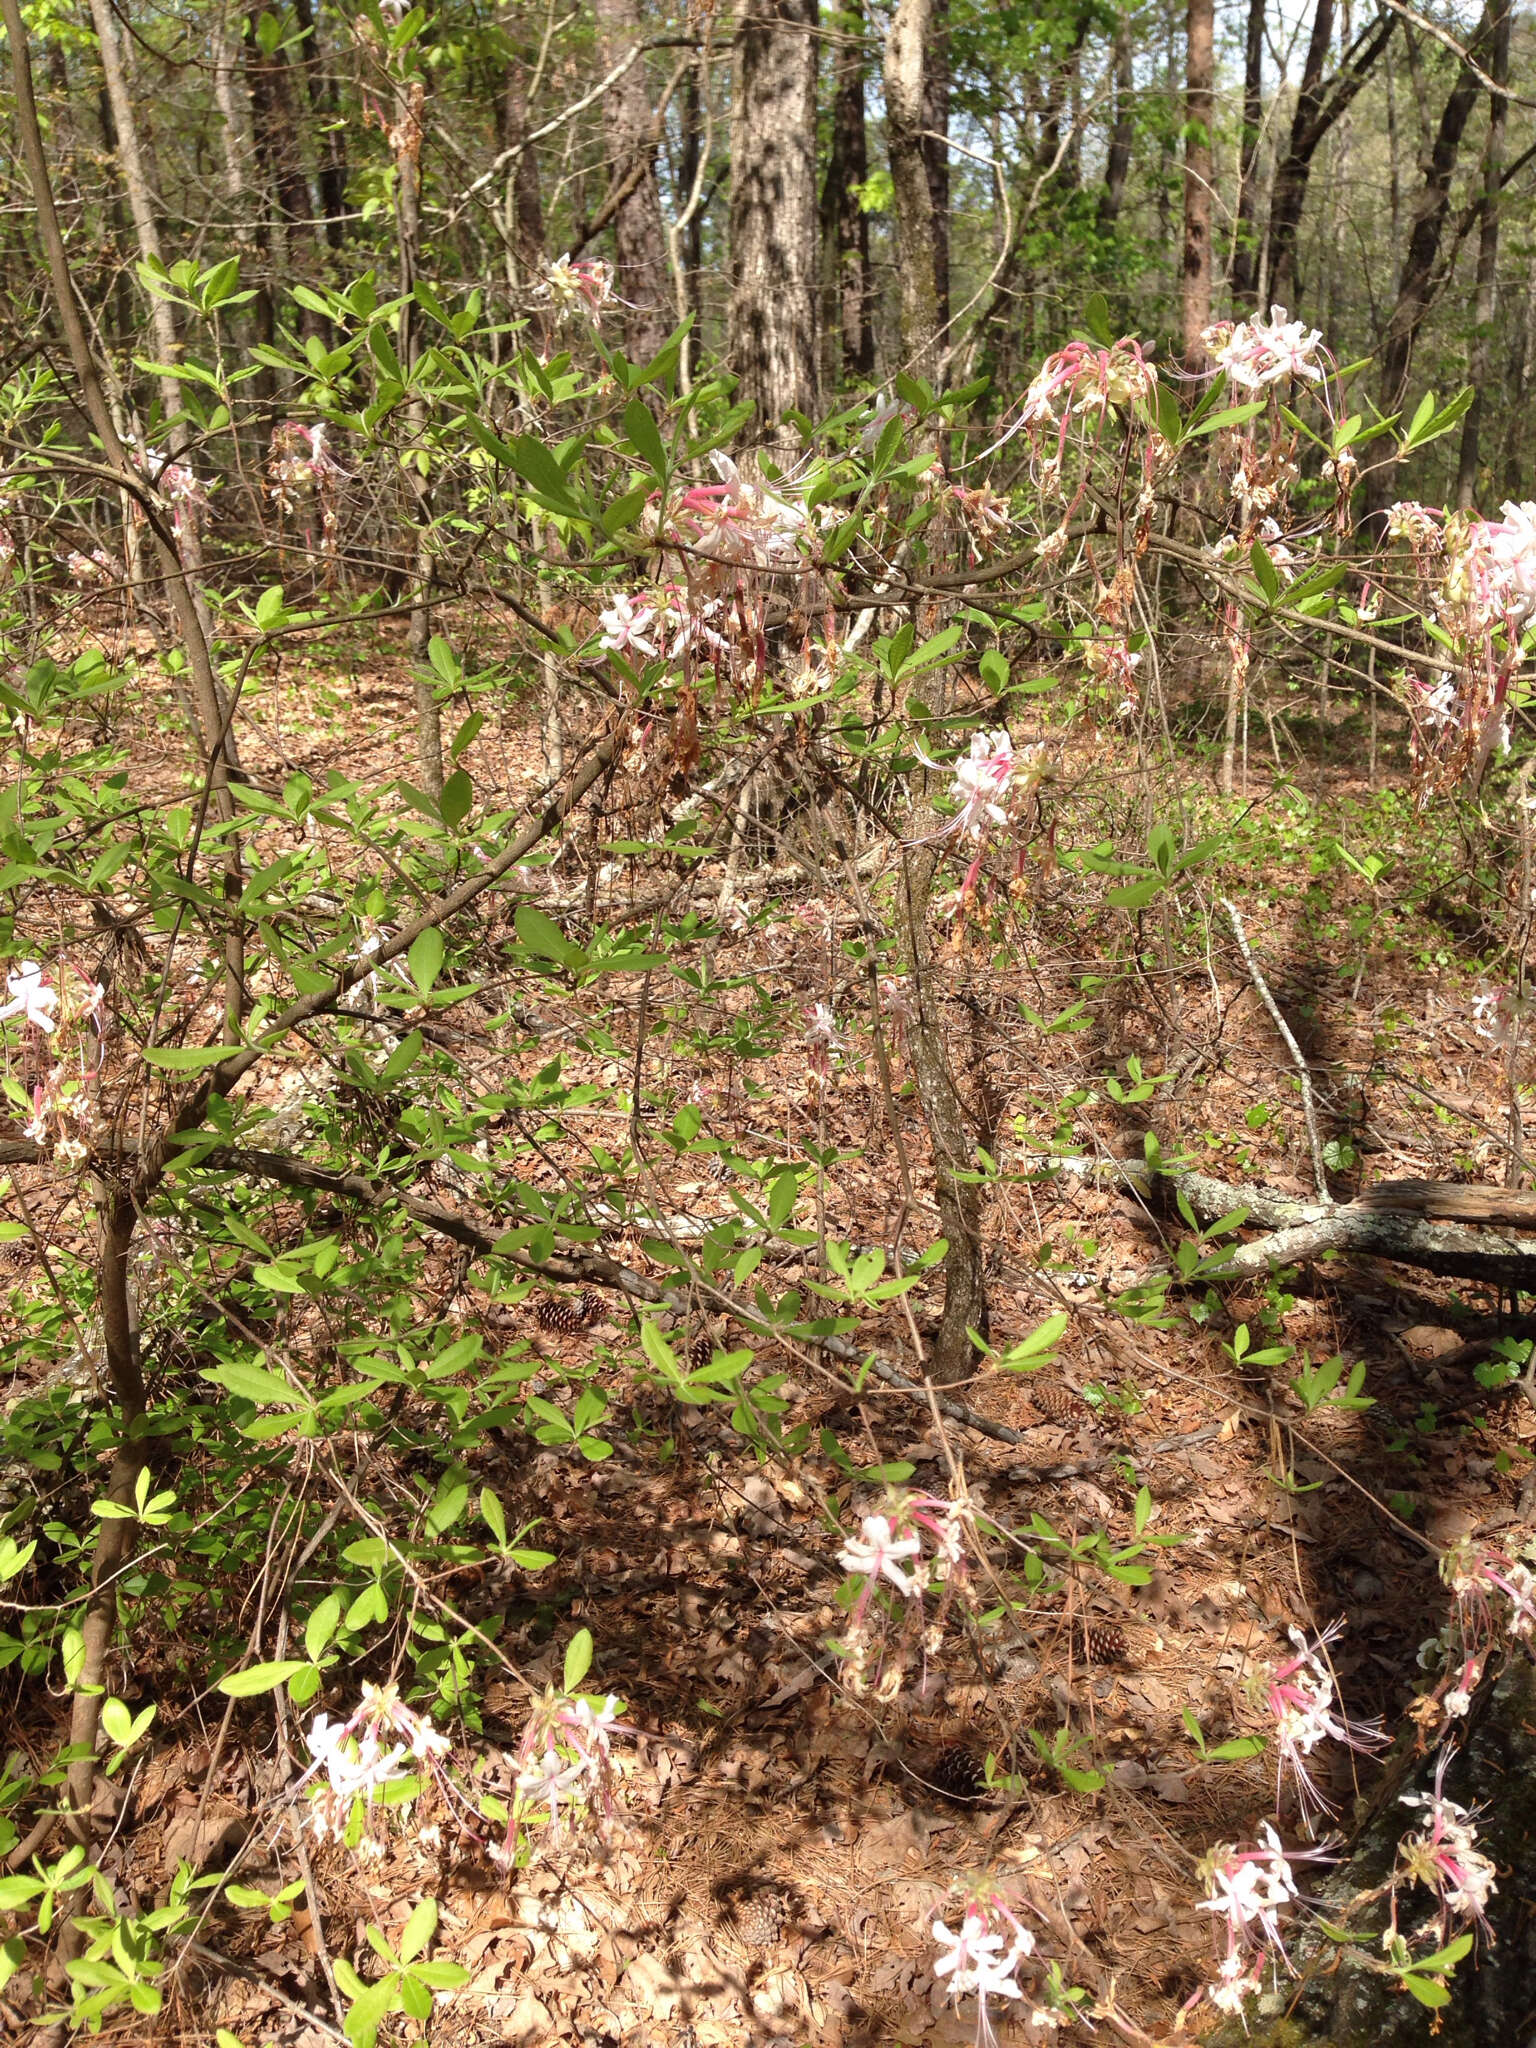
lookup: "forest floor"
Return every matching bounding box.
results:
[6,618,1533,2047]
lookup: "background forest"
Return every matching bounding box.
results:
[6,0,1536,2042]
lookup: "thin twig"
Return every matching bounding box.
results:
[1220,896,1330,1201]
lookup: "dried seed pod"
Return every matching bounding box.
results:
[1079,1621,1129,1666]
[924,1745,987,1804]
[535,1295,587,1336]
[1031,1381,1084,1424]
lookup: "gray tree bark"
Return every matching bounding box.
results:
[1181,0,1214,367]
[593,0,669,361]
[885,0,942,380]
[1455,0,1511,508]
[729,0,819,435]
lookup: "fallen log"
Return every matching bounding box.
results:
[1033,1156,1536,1290]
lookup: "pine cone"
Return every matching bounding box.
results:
[924,1745,987,1804]
[535,1295,587,1335]
[1079,1621,1129,1665]
[1031,1380,1083,1423]
[716,1877,793,1945]
[578,1288,608,1327]
[689,1331,715,1371]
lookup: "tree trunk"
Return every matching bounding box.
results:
[1229,0,1266,307]
[593,0,669,362]
[1096,15,1135,238]
[89,0,235,738]
[1502,239,1536,495]
[391,79,443,798]
[1455,0,1510,509]
[1181,0,1214,366]
[922,0,951,337]
[498,32,548,338]
[822,0,874,379]
[677,60,703,320]
[884,0,942,380]
[85,0,183,431]
[1268,0,1393,311]
[1268,0,1336,309]
[1368,8,1490,520]
[729,0,819,436]
[290,0,348,250]
[211,7,254,210]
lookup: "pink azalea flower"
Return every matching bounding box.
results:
[1266,1619,1386,1826]
[0,960,59,1033]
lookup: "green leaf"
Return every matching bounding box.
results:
[254,583,287,632]
[480,1489,508,1546]
[999,1312,1069,1368]
[1105,878,1162,911]
[398,1896,438,1964]
[143,1043,241,1070]
[564,1627,594,1692]
[408,927,445,993]
[305,1593,343,1662]
[1402,1973,1452,2009]
[640,1317,678,1375]
[379,1030,424,1083]
[425,1475,469,1536]
[201,1359,303,1407]
[439,769,472,831]
[623,394,666,474]
[1416,1935,1474,1973]
[768,1166,799,1228]
[217,1659,307,1697]
[1185,400,1266,439]
[1083,292,1114,346]
[514,903,586,969]
[1250,541,1280,605]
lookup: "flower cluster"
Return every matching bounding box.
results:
[596,581,728,664]
[4,961,106,1175]
[1,959,61,1034]
[540,254,616,319]
[1193,1822,1343,2021]
[134,444,212,541]
[504,1686,624,1858]
[300,1675,627,1869]
[834,1494,973,1695]
[1082,635,1143,717]
[932,1893,1035,2046]
[1018,338,1158,432]
[993,337,1158,489]
[1443,1537,1536,1651]
[1468,982,1532,1051]
[303,1683,450,1848]
[1265,1618,1386,1827]
[1206,306,1326,390]
[912,729,1040,843]
[803,1002,845,1081]
[659,451,809,576]
[268,422,348,559]
[1397,1752,1498,1933]
[1387,499,1536,782]
[948,481,1013,560]
[64,548,116,587]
